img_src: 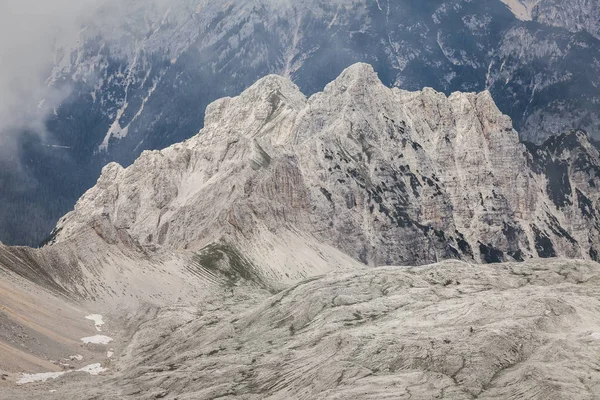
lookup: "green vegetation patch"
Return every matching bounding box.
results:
[192,243,266,288]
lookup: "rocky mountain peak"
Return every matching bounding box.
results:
[203,74,306,146]
[6,0,600,249]
[49,63,600,270]
[321,63,383,93]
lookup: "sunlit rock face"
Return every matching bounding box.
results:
[53,64,600,267]
[5,0,600,248]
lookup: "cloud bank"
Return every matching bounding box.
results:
[0,0,190,161]
[0,0,100,158]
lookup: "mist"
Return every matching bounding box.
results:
[0,0,198,163]
[0,0,99,159]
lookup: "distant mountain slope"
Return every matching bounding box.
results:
[533,0,600,39]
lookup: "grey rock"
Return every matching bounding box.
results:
[53,64,600,268]
[5,259,600,400]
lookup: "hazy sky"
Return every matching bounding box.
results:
[0,0,98,158]
[0,0,186,160]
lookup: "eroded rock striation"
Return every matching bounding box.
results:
[5,259,600,399]
[52,63,600,268]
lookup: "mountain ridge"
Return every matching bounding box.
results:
[2,64,600,399]
[49,64,600,268]
[5,0,600,247]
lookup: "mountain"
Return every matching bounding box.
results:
[533,0,600,39]
[48,63,600,266]
[2,65,600,398]
[501,0,600,37]
[3,0,600,247]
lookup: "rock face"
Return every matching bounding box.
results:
[2,65,600,399]
[6,0,600,247]
[76,259,600,400]
[52,64,600,268]
[533,0,600,40]
[5,259,600,399]
[501,0,600,38]
[486,22,600,144]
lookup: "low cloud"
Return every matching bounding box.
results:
[0,0,100,158]
[0,0,184,161]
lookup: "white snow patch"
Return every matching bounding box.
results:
[499,0,540,21]
[69,354,84,361]
[99,70,164,152]
[18,364,107,385]
[81,335,113,345]
[99,102,129,151]
[76,363,107,376]
[590,332,600,340]
[327,12,338,29]
[85,314,105,332]
[17,371,65,384]
[107,349,114,358]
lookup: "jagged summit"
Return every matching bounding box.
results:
[49,63,600,269]
[321,62,383,91]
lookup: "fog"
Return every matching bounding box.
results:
[0,0,200,162]
[0,0,97,158]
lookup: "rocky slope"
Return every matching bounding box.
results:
[500,0,541,20]
[501,0,600,38]
[4,258,600,399]
[6,0,600,247]
[533,0,600,40]
[2,64,600,399]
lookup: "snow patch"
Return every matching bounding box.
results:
[500,0,541,21]
[81,335,113,345]
[99,102,129,151]
[85,314,105,332]
[18,364,107,385]
[76,363,107,376]
[17,371,65,385]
